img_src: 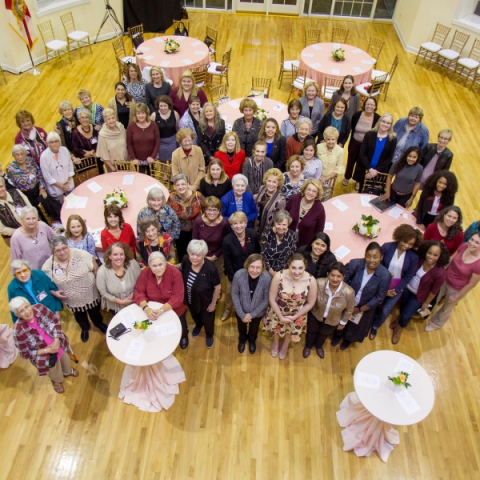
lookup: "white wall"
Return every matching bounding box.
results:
[0,0,124,73]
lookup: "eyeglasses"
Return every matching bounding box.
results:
[206,208,219,213]
[54,246,68,253]
[48,140,60,144]
[15,268,30,277]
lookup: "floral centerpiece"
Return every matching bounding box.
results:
[352,214,380,239]
[164,38,180,54]
[104,188,128,209]
[332,48,346,62]
[254,108,269,122]
[133,319,152,332]
[388,371,411,389]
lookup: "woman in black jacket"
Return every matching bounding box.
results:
[317,98,351,148]
[420,129,454,187]
[196,103,226,164]
[296,232,337,278]
[181,239,221,349]
[353,113,397,193]
[258,118,287,171]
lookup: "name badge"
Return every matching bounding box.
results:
[37,291,47,301]
[65,125,71,132]
[15,205,23,215]
[54,268,64,275]
[90,138,97,145]
[28,173,36,182]
[56,165,64,172]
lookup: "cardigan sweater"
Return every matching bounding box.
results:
[421,144,453,172]
[264,136,287,171]
[214,150,246,179]
[285,193,326,247]
[299,96,325,133]
[412,260,447,304]
[232,117,263,157]
[107,96,137,124]
[241,157,274,195]
[222,229,260,281]
[196,121,226,162]
[327,92,361,120]
[232,269,271,319]
[254,186,286,235]
[350,111,381,140]
[171,145,205,189]
[317,112,352,146]
[221,190,258,226]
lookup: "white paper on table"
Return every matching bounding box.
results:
[402,213,409,219]
[120,308,137,328]
[220,115,228,121]
[123,174,134,185]
[229,100,240,108]
[332,68,340,75]
[160,60,170,67]
[155,321,179,338]
[191,41,201,46]
[310,62,321,68]
[351,48,361,54]
[332,198,348,211]
[334,245,351,260]
[154,37,163,44]
[324,222,333,231]
[64,194,88,209]
[361,59,373,64]
[360,196,372,207]
[395,389,421,415]
[182,58,193,65]
[139,47,150,52]
[388,206,403,219]
[273,104,285,111]
[394,358,415,374]
[303,52,314,57]
[333,43,341,48]
[352,66,363,73]
[194,51,205,55]
[125,338,146,361]
[143,55,154,60]
[144,183,160,193]
[225,123,233,132]
[254,98,262,106]
[312,45,322,51]
[89,227,102,245]
[356,372,380,389]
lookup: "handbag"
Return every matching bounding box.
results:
[109,323,131,340]
[174,21,188,37]
[204,35,214,48]
[131,32,144,50]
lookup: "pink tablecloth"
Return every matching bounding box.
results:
[0,325,18,368]
[119,354,186,412]
[323,194,418,264]
[218,98,288,132]
[337,392,400,463]
[299,43,373,88]
[136,36,210,86]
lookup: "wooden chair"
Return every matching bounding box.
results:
[362,173,389,196]
[0,65,6,85]
[150,161,172,191]
[249,77,272,99]
[114,161,138,172]
[321,76,343,107]
[435,30,470,75]
[331,27,349,44]
[128,24,144,53]
[288,66,314,102]
[305,29,321,47]
[73,157,99,186]
[415,23,451,65]
[206,26,218,62]
[371,54,399,100]
[37,20,71,64]
[112,37,135,63]
[356,73,388,106]
[321,177,336,202]
[60,11,92,56]
[366,36,385,67]
[207,84,228,106]
[191,63,209,88]
[116,57,129,82]
[278,43,299,86]
[470,66,480,90]
[455,38,480,86]
[37,203,52,227]
[207,48,232,86]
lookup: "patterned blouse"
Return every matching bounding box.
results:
[136,205,181,239]
[71,127,99,158]
[261,228,297,272]
[74,104,104,126]
[123,79,147,103]
[178,109,200,144]
[7,157,47,191]
[14,127,48,164]
[301,156,323,180]
[67,234,96,257]
[282,173,305,202]
[167,192,205,232]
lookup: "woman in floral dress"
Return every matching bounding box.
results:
[263,253,317,360]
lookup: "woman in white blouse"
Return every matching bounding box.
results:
[316,127,344,184]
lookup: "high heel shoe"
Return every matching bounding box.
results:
[271,344,279,358]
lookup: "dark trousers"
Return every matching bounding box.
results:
[176,230,193,263]
[236,313,261,343]
[345,137,362,180]
[73,303,104,331]
[305,312,337,348]
[189,307,215,338]
[372,293,402,331]
[421,212,437,228]
[390,188,410,208]
[179,312,188,338]
[23,184,62,222]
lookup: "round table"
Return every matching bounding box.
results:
[0,325,17,368]
[217,98,288,132]
[322,193,418,264]
[136,35,210,86]
[107,302,186,412]
[299,43,373,88]
[337,350,434,462]
[60,172,169,248]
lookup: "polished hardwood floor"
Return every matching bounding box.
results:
[1,12,480,480]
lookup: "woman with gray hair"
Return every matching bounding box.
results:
[136,187,180,239]
[180,240,221,348]
[42,235,107,343]
[285,118,314,158]
[40,132,75,203]
[10,206,56,270]
[96,107,128,172]
[168,174,205,262]
[10,296,77,394]
[55,100,80,162]
[71,107,99,160]
[221,173,258,227]
[7,259,64,322]
[134,251,189,349]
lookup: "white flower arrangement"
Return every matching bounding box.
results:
[164,38,180,54]
[254,108,269,122]
[352,214,381,239]
[104,188,128,209]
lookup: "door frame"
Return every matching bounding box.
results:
[234,0,304,15]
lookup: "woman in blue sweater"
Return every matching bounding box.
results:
[221,174,258,227]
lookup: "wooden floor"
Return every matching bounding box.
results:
[1,12,480,480]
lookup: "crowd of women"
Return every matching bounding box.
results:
[4,69,480,395]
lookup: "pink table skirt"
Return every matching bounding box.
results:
[0,325,18,368]
[118,354,186,412]
[136,36,210,86]
[299,43,373,88]
[336,392,400,463]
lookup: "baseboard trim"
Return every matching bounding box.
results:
[393,19,419,55]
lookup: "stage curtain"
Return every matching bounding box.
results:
[123,0,182,33]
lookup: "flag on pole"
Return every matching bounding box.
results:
[5,0,38,50]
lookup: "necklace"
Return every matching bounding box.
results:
[114,269,126,279]
[24,227,39,244]
[81,126,91,134]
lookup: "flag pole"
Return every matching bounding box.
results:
[26,45,40,76]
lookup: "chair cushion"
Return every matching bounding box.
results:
[438,49,460,60]
[46,40,67,50]
[283,60,300,71]
[371,69,390,82]
[457,57,480,69]
[68,30,88,41]
[371,57,377,65]
[420,42,441,52]
[321,86,336,100]
[292,77,314,89]
[208,62,227,75]
[356,82,381,97]
[250,89,268,98]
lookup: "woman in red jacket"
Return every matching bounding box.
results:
[214,132,246,179]
[101,205,136,255]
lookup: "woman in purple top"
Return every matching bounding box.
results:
[168,70,207,117]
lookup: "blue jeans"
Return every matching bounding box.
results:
[372,293,402,331]
[398,289,422,328]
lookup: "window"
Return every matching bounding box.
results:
[453,1,480,35]
[304,0,397,19]
[304,0,333,15]
[35,0,89,16]
[475,2,480,16]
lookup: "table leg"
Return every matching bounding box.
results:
[118,354,186,412]
[336,392,400,463]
